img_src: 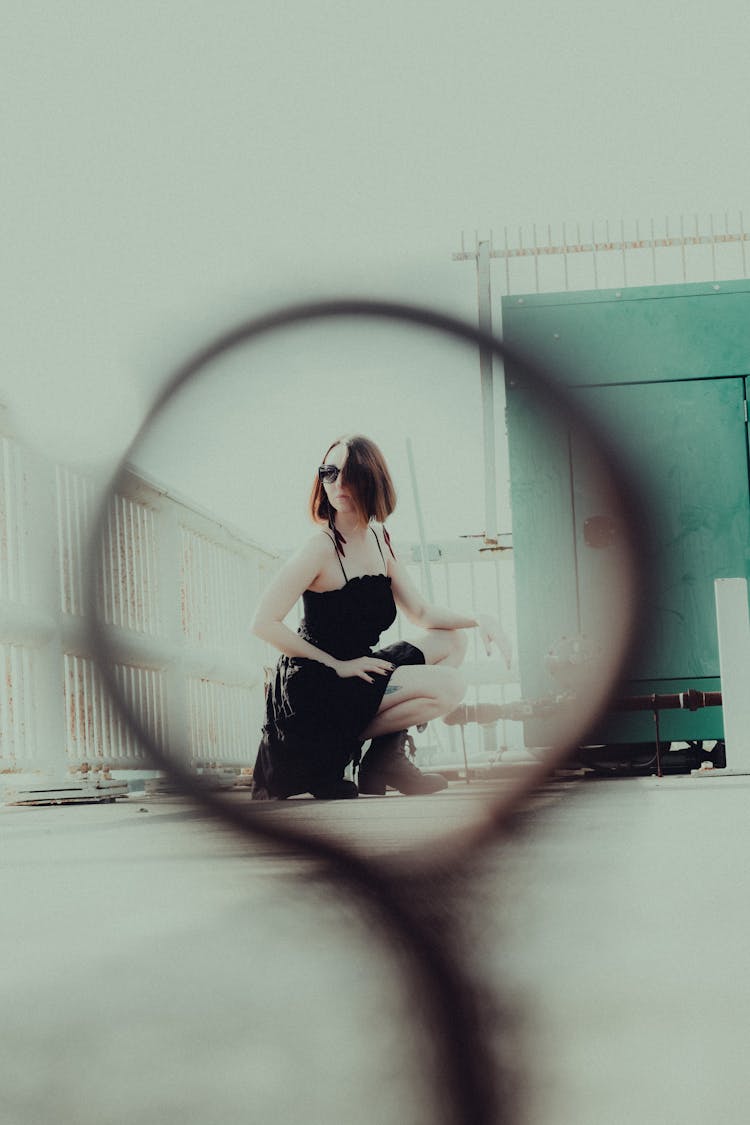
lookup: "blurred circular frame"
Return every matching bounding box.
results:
[84,297,647,872]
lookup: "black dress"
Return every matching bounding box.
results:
[252,529,425,798]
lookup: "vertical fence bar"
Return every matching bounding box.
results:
[12,442,25,602]
[8,645,19,757]
[3,440,17,602]
[680,214,687,283]
[200,539,209,645]
[73,655,83,761]
[195,534,204,642]
[532,224,539,293]
[127,496,137,632]
[91,658,102,766]
[179,526,188,636]
[503,226,510,294]
[212,545,221,647]
[55,468,66,614]
[620,219,627,288]
[0,443,7,603]
[106,503,115,626]
[82,651,92,762]
[68,468,78,614]
[142,667,152,750]
[1,647,9,762]
[73,471,84,615]
[492,553,509,750]
[476,240,498,542]
[137,502,147,632]
[562,222,569,291]
[132,502,143,633]
[113,498,124,629]
[148,507,158,632]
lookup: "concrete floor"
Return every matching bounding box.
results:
[2,771,750,1124]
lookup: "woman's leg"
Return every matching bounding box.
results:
[413,627,469,668]
[357,630,469,796]
[359,663,466,739]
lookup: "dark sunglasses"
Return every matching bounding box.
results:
[318,464,342,484]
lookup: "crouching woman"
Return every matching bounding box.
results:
[250,434,511,800]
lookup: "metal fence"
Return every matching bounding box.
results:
[454,211,750,296]
[0,412,282,795]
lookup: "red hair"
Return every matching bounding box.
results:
[309,434,397,527]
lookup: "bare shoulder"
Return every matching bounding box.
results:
[287,529,335,570]
[254,531,336,623]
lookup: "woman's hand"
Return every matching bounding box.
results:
[334,656,395,684]
[476,614,513,667]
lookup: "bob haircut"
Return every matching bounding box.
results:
[309,435,397,527]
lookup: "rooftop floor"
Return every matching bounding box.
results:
[2,769,749,1124]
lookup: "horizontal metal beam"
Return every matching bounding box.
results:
[453,230,750,262]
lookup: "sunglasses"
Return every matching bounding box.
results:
[318,464,342,484]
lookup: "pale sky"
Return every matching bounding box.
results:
[3,0,749,551]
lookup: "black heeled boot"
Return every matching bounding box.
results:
[358,731,448,796]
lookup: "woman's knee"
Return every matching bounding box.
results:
[418,627,469,667]
[434,666,466,712]
[449,630,469,665]
[383,664,465,716]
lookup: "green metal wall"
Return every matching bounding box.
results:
[502,279,750,745]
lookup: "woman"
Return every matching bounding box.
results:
[250,434,511,800]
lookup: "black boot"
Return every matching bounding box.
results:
[310,777,358,800]
[311,742,362,799]
[358,731,448,796]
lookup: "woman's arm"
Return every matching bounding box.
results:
[251,536,337,666]
[386,537,513,664]
[388,553,479,629]
[251,536,394,683]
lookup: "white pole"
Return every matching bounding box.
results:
[406,437,434,601]
[714,578,750,773]
[477,240,498,541]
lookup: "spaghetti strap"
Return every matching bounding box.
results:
[324,532,348,582]
[370,526,387,571]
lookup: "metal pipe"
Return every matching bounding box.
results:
[611,689,722,712]
[467,687,724,724]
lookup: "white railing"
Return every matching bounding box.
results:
[1,433,31,605]
[71,468,279,773]
[0,408,281,795]
[0,409,521,798]
[0,642,37,770]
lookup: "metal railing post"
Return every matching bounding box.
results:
[477,240,498,541]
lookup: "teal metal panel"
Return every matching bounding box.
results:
[503,280,750,386]
[574,379,750,679]
[504,385,579,712]
[504,382,636,746]
[503,281,750,748]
